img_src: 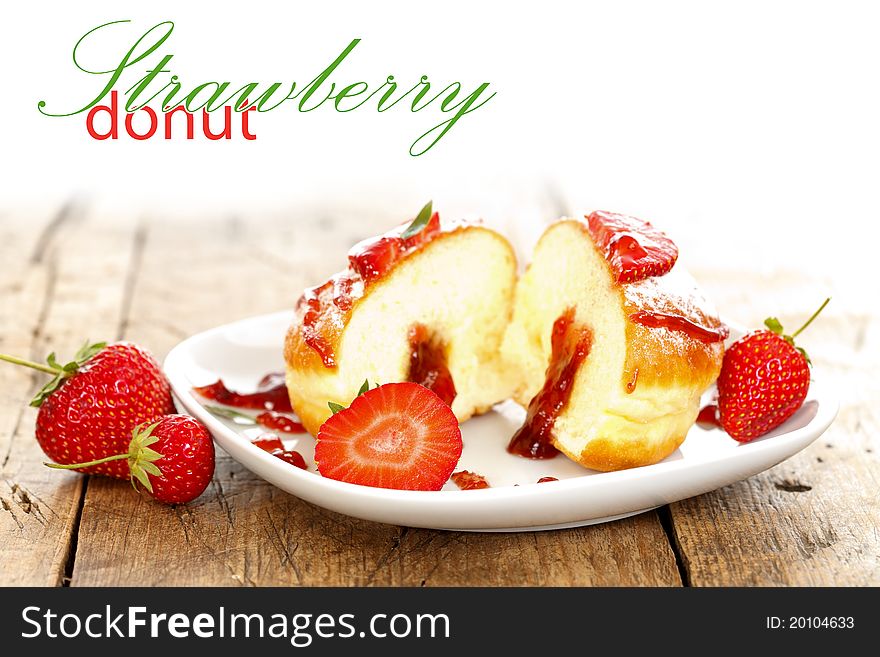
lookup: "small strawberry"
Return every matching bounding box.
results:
[717,298,829,442]
[0,341,175,477]
[585,210,679,283]
[315,381,462,491]
[47,415,215,504]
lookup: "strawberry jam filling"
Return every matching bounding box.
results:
[585,211,679,283]
[299,212,443,368]
[194,372,292,412]
[537,476,558,483]
[407,323,457,407]
[629,310,729,344]
[451,470,490,490]
[508,308,592,459]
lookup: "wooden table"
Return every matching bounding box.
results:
[1,196,877,587]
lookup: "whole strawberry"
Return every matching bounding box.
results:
[717,299,829,442]
[47,415,215,504]
[0,341,174,477]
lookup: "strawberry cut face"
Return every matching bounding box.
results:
[585,210,679,283]
[315,382,462,491]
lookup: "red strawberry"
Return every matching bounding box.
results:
[0,341,174,478]
[717,299,829,442]
[315,382,462,491]
[48,414,215,504]
[585,210,679,283]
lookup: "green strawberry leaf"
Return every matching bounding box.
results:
[797,346,812,366]
[74,340,106,363]
[764,317,784,335]
[140,448,163,462]
[30,377,66,408]
[401,200,433,239]
[126,421,165,494]
[204,405,257,424]
[357,379,370,397]
[29,340,108,407]
[140,462,163,477]
[328,401,345,414]
[130,464,154,493]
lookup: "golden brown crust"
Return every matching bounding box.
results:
[621,281,725,400]
[568,218,724,400]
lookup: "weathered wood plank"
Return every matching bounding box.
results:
[386,512,680,586]
[0,204,139,585]
[667,272,880,586]
[71,205,682,586]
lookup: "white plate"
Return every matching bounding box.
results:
[165,311,838,532]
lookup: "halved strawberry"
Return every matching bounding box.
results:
[315,382,462,491]
[585,210,679,283]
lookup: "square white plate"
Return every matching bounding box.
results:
[165,310,837,531]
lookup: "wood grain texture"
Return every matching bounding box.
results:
[668,271,880,586]
[6,200,873,587]
[67,208,681,587]
[0,204,138,585]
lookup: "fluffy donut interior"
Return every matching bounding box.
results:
[502,221,628,459]
[290,227,517,432]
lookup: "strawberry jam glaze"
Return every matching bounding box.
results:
[298,212,443,368]
[408,323,457,406]
[508,308,592,459]
[251,433,307,469]
[193,372,292,412]
[451,470,490,490]
[629,310,729,344]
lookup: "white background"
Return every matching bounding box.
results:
[1,1,877,284]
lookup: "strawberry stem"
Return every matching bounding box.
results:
[44,454,129,470]
[791,297,831,338]
[0,353,63,376]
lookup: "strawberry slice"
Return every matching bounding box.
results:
[315,382,462,491]
[585,211,679,283]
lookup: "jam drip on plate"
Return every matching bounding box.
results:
[508,308,593,459]
[256,411,306,434]
[451,470,490,490]
[629,310,729,344]
[251,433,307,469]
[193,372,292,412]
[299,212,443,368]
[407,323,457,407]
[696,403,722,428]
[537,476,558,483]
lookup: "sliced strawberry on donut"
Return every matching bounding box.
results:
[585,210,679,283]
[315,382,462,491]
